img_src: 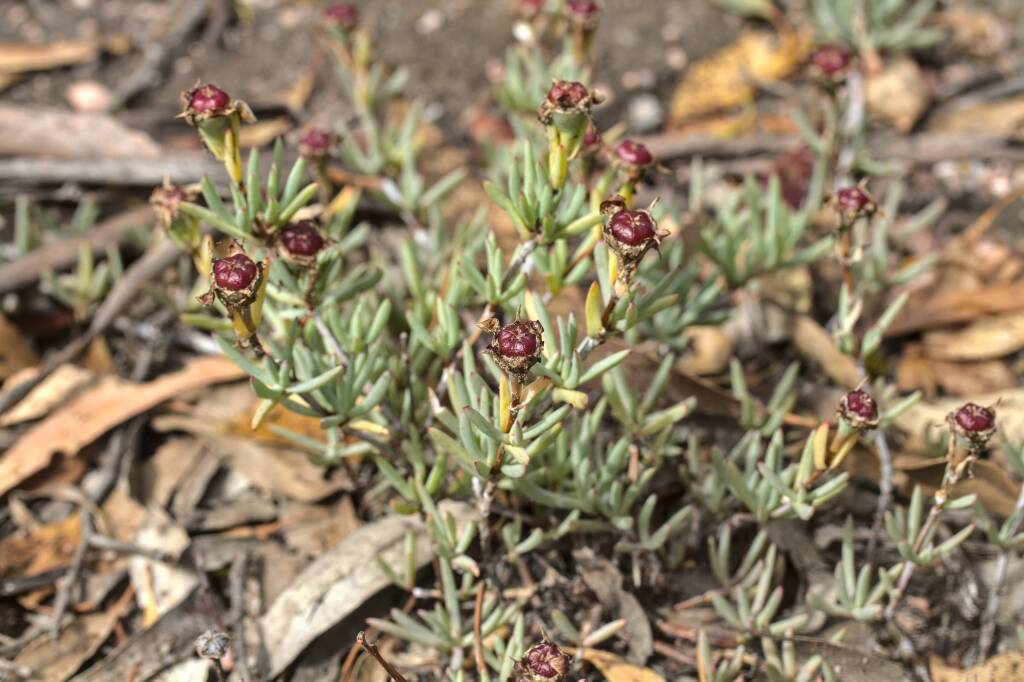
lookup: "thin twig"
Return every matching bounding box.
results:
[473,580,487,678]
[229,553,254,682]
[49,510,93,635]
[868,428,894,565]
[978,484,1024,657]
[356,631,409,682]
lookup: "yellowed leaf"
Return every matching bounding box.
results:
[930,652,1024,682]
[239,116,293,149]
[581,648,666,682]
[0,356,244,496]
[670,28,810,128]
[791,315,860,389]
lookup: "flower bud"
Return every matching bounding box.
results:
[838,389,879,431]
[517,0,546,18]
[482,319,545,382]
[323,3,359,29]
[582,122,601,150]
[514,642,569,682]
[279,220,325,265]
[150,181,201,250]
[951,402,996,448]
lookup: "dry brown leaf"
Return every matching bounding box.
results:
[0,364,94,426]
[892,456,1020,518]
[0,36,128,74]
[887,281,1024,337]
[131,508,196,625]
[896,348,1015,398]
[0,513,80,579]
[930,8,1009,59]
[580,648,666,682]
[0,104,160,159]
[0,356,244,496]
[866,58,930,133]
[669,29,810,128]
[14,587,133,682]
[791,315,860,389]
[923,313,1024,361]
[930,652,1024,682]
[0,311,36,382]
[929,95,1024,138]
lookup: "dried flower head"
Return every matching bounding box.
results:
[810,43,853,80]
[150,181,201,249]
[838,389,879,431]
[565,0,599,25]
[205,251,263,309]
[537,80,599,127]
[600,195,666,277]
[514,642,569,682]
[195,629,230,660]
[834,186,876,224]
[279,221,325,265]
[482,319,545,382]
[616,139,653,168]
[178,82,255,127]
[299,127,335,159]
[951,402,996,448]
[323,3,359,29]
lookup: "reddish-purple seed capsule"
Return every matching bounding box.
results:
[189,84,231,114]
[213,253,258,291]
[300,127,333,156]
[844,389,878,421]
[565,0,599,21]
[811,44,853,75]
[616,139,653,167]
[496,321,541,358]
[518,642,569,680]
[583,122,601,148]
[836,187,870,211]
[608,210,656,247]
[954,402,995,433]
[281,222,325,257]
[323,3,358,27]
[547,80,589,108]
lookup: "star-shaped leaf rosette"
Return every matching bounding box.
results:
[178,82,256,188]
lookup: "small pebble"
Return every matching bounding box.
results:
[66,80,112,112]
[628,93,663,133]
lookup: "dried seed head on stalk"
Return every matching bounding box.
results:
[838,389,879,431]
[600,195,667,279]
[809,43,853,82]
[150,181,201,249]
[537,80,599,126]
[279,220,326,266]
[615,139,653,169]
[298,127,336,159]
[202,249,264,310]
[322,3,359,29]
[481,319,545,382]
[951,402,996,448]
[834,186,876,225]
[195,629,230,660]
[514,642,569,682]
[565,0,599,26]
[178,82,255,127]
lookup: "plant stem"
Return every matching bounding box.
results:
[356,631,409,682]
